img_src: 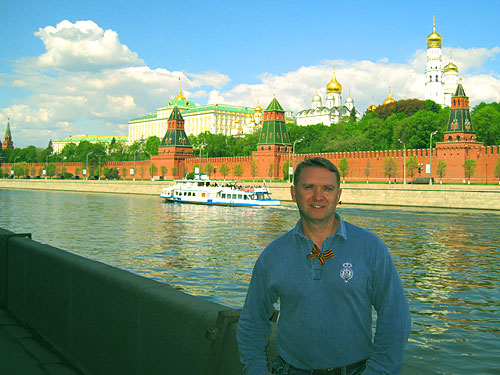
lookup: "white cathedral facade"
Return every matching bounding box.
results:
[295,72,360,126]
[425,18,459,107]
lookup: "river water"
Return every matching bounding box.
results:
[0,189,498,374]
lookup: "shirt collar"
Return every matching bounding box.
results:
[293,212,348,243]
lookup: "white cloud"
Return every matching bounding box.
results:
[35,20,144,71]
[1,19,499,148]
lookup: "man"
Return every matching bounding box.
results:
[237,157,411,375]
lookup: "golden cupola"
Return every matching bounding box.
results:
[427,17,442,48]
[444,52,458,72]
[173,89,187,101]
[383,88,396,105]
[367,97,377,112]
[254,102,263,113]
[326,72,342,93]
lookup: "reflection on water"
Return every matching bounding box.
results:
[1,189,499,375]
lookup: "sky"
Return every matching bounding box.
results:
[1,0,499,148]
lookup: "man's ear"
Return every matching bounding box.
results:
[290,185,297,202]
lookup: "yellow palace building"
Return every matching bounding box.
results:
[128,90,271,143]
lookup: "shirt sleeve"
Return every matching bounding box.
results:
[237,257,277,375]
[364,245,411,375]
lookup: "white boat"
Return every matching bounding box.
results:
[160,175,280,207]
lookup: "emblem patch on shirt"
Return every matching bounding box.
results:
[340,263,353,283]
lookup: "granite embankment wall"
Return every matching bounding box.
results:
[0,228,278,375]
[1,179,500,210]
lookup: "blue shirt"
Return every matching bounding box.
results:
[237,214,411,375]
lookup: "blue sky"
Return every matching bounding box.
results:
[1,0,499,148]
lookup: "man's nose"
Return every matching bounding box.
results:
[313,187,323,200]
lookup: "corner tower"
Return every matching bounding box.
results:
[2,119,14,150]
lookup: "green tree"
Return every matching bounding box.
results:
[172,165,178,178]
[121,167,128,179]
[494,158,500,183]
[463,159,477,183]
[338,158,349,182]
[233,164,244,179]
[471,103,500,146]
[268,163,274,179]
[149,163,158,178]
[204,162,215,177]
[383,157,398,182]
[282,160,290,181]
[161,165,168,179]
[250,161,258,181]
[144,136,161,156]
[46,163,57,178]
[405,156,419,179]
[364,161,371,183]
[436,160,447,183]
[219,163,230,179]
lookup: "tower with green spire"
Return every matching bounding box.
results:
[444,81,476,143]
[153,106,193,179]
[2,118,14,150]
[253,96,291,180]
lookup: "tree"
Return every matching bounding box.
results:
[268,163,274,179]
[121,167,127,179]
[161,166,168,179]
[471,103,500,146]
[383,157,398,182]
[149,163,158,178]
[139,165,146,179]
[75,167,81,178]
[144,136,161,156]
[436,160,447,183]
[364,161,371,183]
[463,159,477,184]
[493,158,500,184]
[250,161,259,181]
[338,158,349,182]
[219,163,230,179]
[172,165,178,178]
[282,160,290,181]
[103,167,119,179]
[233,164,244,180]
[204,162,215,177]
[46,163,57,178]
[405,156,419,179]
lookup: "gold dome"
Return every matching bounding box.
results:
[367,97,377,112]
[444,52,459,72]
[326,72,342,93]
[427,17,442,48]
[444,61,458,72]
[254,102,263,113]
[173,89,187,101]
[383,88,396,105]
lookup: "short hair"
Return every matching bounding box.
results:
[293,157,340,186]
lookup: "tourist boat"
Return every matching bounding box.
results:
[160,175,280,207]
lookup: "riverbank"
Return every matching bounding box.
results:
[1,179,499,210]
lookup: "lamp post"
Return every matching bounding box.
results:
[399,139,406,184]
[198,143,206,175]
[429,131,438,185]
[13,156,20,178]
[292,137,304,183]
[86,151,93,180]
[62,156,66,179]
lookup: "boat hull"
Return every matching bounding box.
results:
[160,195,280,207]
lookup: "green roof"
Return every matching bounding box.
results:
[265,97,284,112]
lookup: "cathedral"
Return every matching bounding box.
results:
[295,72,360,126]
[425,17,459,107]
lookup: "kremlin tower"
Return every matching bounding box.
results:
[2,119,14,150]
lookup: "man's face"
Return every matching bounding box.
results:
[291,166,342,225]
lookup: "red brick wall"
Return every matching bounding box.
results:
[6,144,500,183]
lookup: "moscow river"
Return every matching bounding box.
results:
[0,189,499,375]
